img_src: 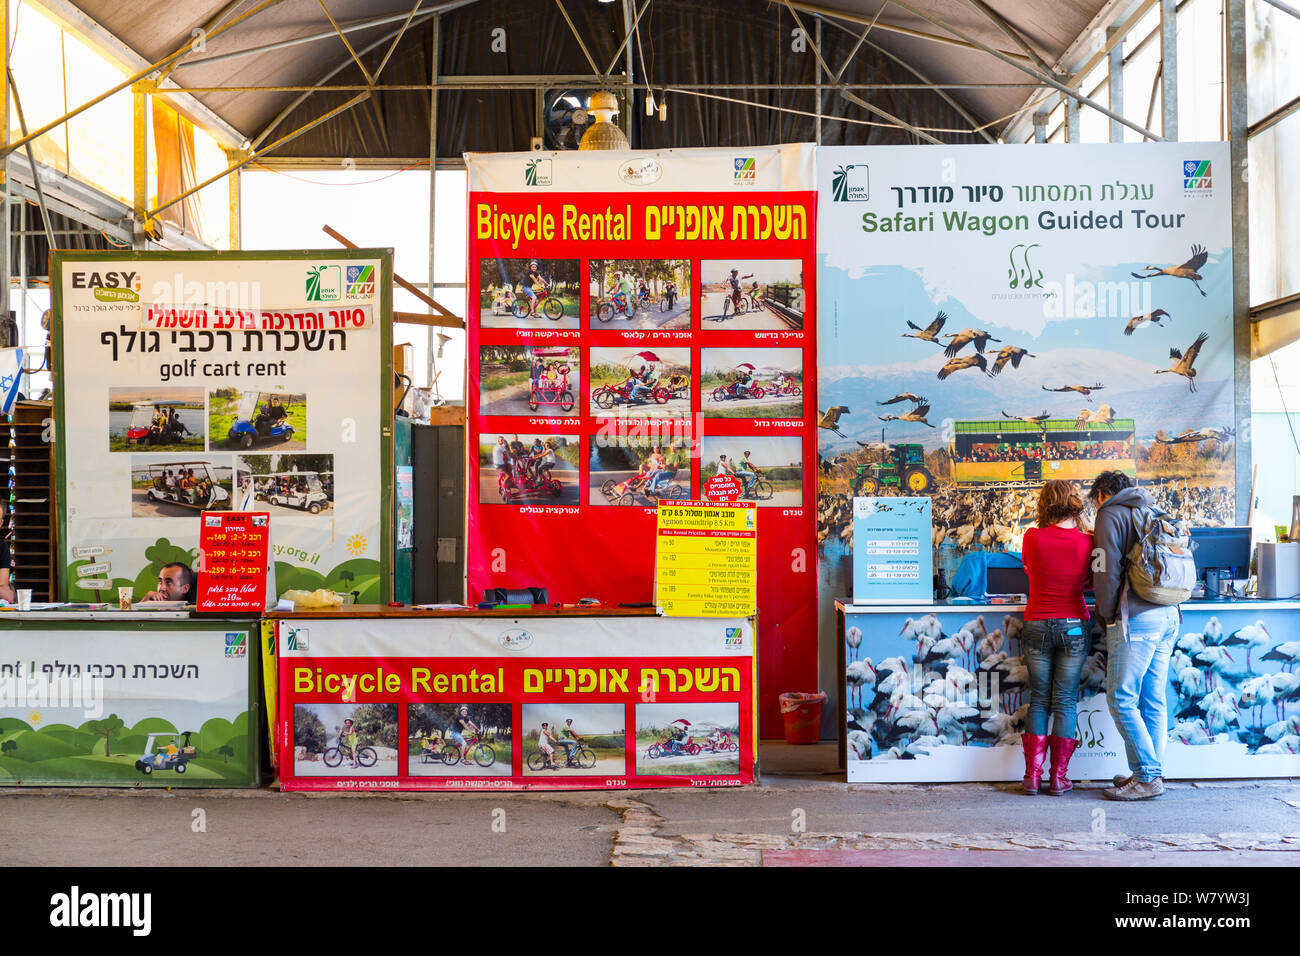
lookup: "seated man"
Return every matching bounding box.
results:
[255,397,288,436]
[141,562,195,603]
[627,369,651,404]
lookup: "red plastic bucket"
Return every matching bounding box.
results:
[779,691,826,744]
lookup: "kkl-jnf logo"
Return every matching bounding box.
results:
[346,264,374,298]
[1184,159,1212,190]
[832,164,869,201]
[306,265,341,301]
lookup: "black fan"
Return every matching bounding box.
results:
[544,89,593,150]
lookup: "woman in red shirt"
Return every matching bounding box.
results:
[1018,479,1093,796]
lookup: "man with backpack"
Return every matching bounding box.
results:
[1089,471,1195,801]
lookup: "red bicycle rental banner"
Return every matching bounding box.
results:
[466,145,816,736]
[276,614,755,790]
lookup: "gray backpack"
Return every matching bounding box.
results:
[1125,505,1196,605]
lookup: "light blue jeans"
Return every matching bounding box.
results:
[1105,606,1179,782]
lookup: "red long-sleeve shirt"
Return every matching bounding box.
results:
[1022,524,1092,621]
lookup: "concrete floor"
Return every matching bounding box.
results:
[0,743,1296,867]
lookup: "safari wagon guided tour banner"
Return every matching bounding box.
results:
[817,142,1237,743]
[54,251,393,604]
[467,146,817,736]
[817,142,1234,580]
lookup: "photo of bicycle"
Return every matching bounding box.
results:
[478,257,581,330]
[635,703,741,777]
[587,258,690,330]
[701,347,804,420]
[293,703,399,777]
[700,258,804,330]
[479,345,580,417]
[588,347,691,420]
[588,435,691,506]
[699,435,805,507]
[407,703,513,777]
[520,704,626,776]
[477,433,580,506]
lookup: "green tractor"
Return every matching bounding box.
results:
[852,443,935,496]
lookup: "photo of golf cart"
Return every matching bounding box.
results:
[253,470,333,515]
[108,388,205,452]
[131,458,233,516]
[134,731,197,775]
[208,388,307,451]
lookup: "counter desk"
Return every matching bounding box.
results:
[838,599,1300,782]
[268,605,758,791]
[0,610,262,787]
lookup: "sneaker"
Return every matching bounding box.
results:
[1112,774,1133,788]
[1102,777,1164,801]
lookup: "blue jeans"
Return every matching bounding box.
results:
[629,382,649,402]
[1021,618,1089,737]
[740,472,756,493]
[559,740,577,763]
[1106,606,1179,781]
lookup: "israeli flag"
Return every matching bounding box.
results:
[0,348,22,415]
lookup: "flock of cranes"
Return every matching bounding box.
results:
[877,243,1219,433]
[846,611,1300,762]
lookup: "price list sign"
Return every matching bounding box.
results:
[655,500,757,617]
[197,512,271,612]
[851,497,933,604]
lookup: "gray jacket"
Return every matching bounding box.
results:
[1091,486,1165,626]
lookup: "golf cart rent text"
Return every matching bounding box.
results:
[159,360,287,381]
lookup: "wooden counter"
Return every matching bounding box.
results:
[264,603,659,620]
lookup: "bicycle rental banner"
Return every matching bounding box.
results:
[275,614,756,791]
[466,145,817,736]
[53,251,394,603]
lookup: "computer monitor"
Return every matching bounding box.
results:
[1190,526,1252,587]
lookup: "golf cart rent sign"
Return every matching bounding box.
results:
[53,251,393,604]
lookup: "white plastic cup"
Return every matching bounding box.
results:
[16,589,31,611]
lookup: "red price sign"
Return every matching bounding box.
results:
[703,474,742,503]
[197,512,270,612]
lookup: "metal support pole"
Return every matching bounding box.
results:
[2,0,10,332]
[1107,28,1124,142]
[1032,110,1048,143]
[1160,0,1178,139]
[427,14,439,393]
[18,198,25,392]
[132,82,151,247]
[1065,92,1080,143]
[17,197,25,392]
[226,150,245,249]
[623,0,634,143]
[1226,0,1251,523]
[815,17,822,145]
